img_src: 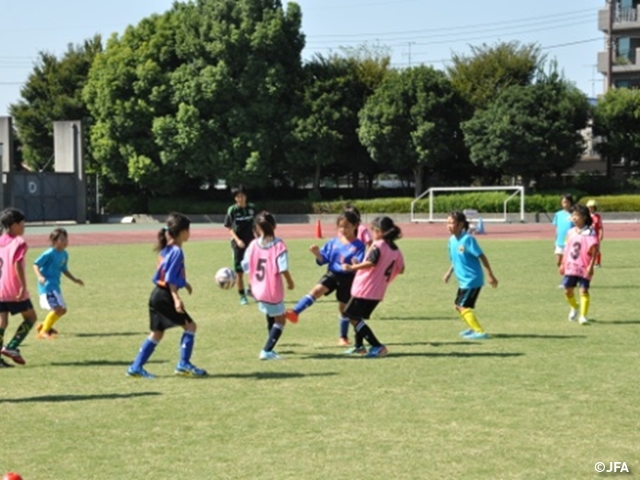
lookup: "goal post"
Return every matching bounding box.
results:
[410,186,526,223]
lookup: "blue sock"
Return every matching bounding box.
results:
[294,294,316,314]
[131,338,157,370]
[179,331,195,365]
[263,323,283,352]
[339,316,350,338]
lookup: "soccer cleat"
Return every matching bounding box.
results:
[568,308,577,322]
[239,295,249,306]
[463,331,489,340]
[126,366,156,379]
[37,324,59,336]
[365,345,389,358]
[284,309,299,324]
[338,337,350,347]
[344,345,367,355]
[259,349,281,360]
[594,264,601,268]
[1,347,25,365]
[578,316,589,325]
[175,362,208,377]
[0,357,15,368]
[459,328,474,337]
[37,331,57,340]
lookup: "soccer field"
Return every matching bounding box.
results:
[2,238,638,479]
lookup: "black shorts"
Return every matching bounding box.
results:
[0,299,34,315]
[148,286,193,332]
[562,275,590,289]
[455,288,482,309]
[231,240,250,273]
[319,271,354,304]
[343,297,380,321]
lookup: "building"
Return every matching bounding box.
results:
[598,0,640,89]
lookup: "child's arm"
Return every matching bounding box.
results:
[587,244,599,277]
[14,262,27,300]
[479,254,498,287]
[309,245,324,263]
[443,265,453,283]
[168,283,185,313]
[282,270,294,290]
[342,259,374,272]
[33,264,46,285]
[63,270,84,286]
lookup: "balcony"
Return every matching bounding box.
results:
[597,48,640,73]
[599,6,640,32]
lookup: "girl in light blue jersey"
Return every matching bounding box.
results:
[443,211,498,340]
[552,193,575,267]
[33,228,84,339]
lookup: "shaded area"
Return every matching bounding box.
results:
[0,392,161,404]
[50,359,165,367]
[214,371,338,380]
[491,333,586,340]
[303,352,523,359]
[73,332,142,338]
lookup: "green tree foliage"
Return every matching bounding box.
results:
[9,36,102,171]
[593,87,640,177]
[462,71,591,185]
[358,66,467,195]
[289,47,389,194]
[448,41,545,111]
[83,0,304,194]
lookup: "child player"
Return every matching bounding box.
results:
[560,204,599,325]
[341,216,404,358]
[552,193,574,267]
[33,228,84,339]
[586,200,603,267]
[242,211,295,360]
[224,186,256,305]
[443,211,498,340]
[285,210,365,346]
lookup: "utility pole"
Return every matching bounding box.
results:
[407,41,416,68]
[606,0,615,91]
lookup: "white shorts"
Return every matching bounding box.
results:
[554,246,564,255]
[257,301,285,317]
[39,291,66,311]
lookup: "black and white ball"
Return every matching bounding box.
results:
[215,267,237,289]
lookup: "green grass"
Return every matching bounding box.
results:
[2,238,639,479]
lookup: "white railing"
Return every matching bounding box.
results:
[616,7,638,23]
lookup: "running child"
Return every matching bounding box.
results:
[586,199,603,267]
[560,204,599,325]
[127,213,207,378]
[242,211,294,360]
[0,208,37,366]
[33,228,84,339]
[223,186,256,305]
[552,193,574,267]
[341,216,404,358]
[284,210,366,346]
[443,211,498,340]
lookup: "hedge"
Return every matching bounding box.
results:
[103,192,640,215]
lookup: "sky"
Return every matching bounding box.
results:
[0,0,606,117]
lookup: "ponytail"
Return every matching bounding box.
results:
[154,213,191,252]
[371,216,402,250]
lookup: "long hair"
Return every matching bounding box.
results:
[255,211,276,238]
[0,208,26,234]
[155,212,191,252]
[561,193,574,207]
[371,216,402,250]
[448,210,470,232]
[572,204,592,228]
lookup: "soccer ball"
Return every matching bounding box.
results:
[3,473,23,480]
[215,267,237,289]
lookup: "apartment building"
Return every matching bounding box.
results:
[598,0,640,89]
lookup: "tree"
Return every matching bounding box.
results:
[593,87,640,178]
[9,36,102,171]
[462,71,591,186]
[448,41,545,111]
[358,66,467,196]
[83,0,304,194]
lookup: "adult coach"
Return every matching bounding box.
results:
[224,187,256,305]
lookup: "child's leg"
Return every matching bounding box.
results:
[263,316,285,352]
[0,312,7,347]
[179,321,197,365]
[40,306,66,335]
[564,287,579,309]
[352,319,382,348]
[131,330,163,370]
[292,284,327,315]
[579,287,590,319]
[457,307,485,334]
[266,315,275,334]
[6,308,37,349]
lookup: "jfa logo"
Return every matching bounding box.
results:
[595,461,629,473]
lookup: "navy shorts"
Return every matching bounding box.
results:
[562,275,590,289]
[343,297,380,321]
[0,299,35,315]
[319,271,354,304]
[455,288,482,309]
[148,286,193,332]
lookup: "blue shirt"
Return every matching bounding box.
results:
[316,237,366,274]
[448,232,484,289]
[153,245,187,288]
[552,209,574,248]
[34,248,69,295]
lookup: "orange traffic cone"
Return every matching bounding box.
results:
[315,219,323,239]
